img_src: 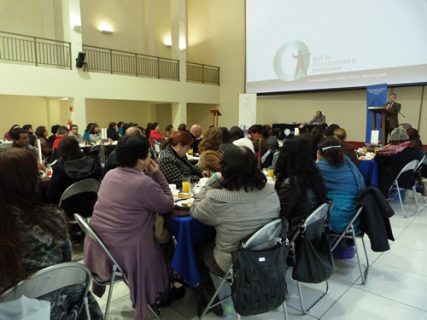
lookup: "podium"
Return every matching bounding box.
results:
[368,107,386,144]
[209,109,221,127]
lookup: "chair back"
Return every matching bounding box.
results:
[242,219,284,251]
[415,155,426,171]
[389,159,419,192]
[59,178,100,219]
[74,213,126,278]
[0,262,91,303]
[58,178,100,205]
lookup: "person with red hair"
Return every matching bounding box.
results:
[158,130,202,187]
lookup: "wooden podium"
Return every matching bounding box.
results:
[368,107,386,144]
[209,109,221,127]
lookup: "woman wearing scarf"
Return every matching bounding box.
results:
[375,127,422,196]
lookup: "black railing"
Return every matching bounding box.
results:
[82,45,180,81]
[187,62,220,85]
[0,31,71,69]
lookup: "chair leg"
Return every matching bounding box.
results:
[361,236,370,281]
[412,186,420,212]
[200,276,229,319]
[282,300,288,320]
[83,296,91,320]
[296,280,328,314]
[396,183,407,218]
[148,304,161,320]
[104,269,117,320]
[352,228,366,284]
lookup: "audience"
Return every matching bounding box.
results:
[190,145,280,313]
[22,124,36,146]
[158,130,202,187]
[47,136,102,206]
[107,122,120,141]
[48,124,60,147]
[89,123,102,144]
[229,126,244,142]
[334,127,359,166]
[34,125,52,159]
[375,127,422,196]
[84,135,174,319]
[69,124,83,143]
[0,148,102,319]
[189,124,203,155]
[317,137,365,233]
[275,137,328,237]
[3,124,19,141]
[198,127,223,173]
[10,128,38,158]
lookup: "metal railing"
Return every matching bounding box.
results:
[187,61,220,85]
[0,31,71,69]
[82,45,180,81]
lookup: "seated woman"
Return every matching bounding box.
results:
[375,127,422,196]
[198,127,223,173]
[190,145,280,277]
[84,135,175,320]
[158,130,203,187]
[106,122,120,141]
[47,136,102,206]
[275,137,328,238]
[316,137,365,233]
[0,148,102,319]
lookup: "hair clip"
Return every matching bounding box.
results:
[321,145,341,151]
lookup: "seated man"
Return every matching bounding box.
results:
[10,128,38,158]
[309,110,326,125]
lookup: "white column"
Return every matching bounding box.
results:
[61,0,83,69]
[172,102,187,129]
[170,0,187,82]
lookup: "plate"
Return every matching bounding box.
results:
[176,192,192,200]
[175,198,194,208]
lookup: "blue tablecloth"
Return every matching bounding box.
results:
[358,159,378,186]
[167,215,215,288]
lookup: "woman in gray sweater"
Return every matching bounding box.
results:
[191,145,280,275]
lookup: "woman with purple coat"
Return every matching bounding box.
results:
[84,135,174,319]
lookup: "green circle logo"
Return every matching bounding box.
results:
[274,41,310,81]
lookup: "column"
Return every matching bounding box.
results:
[170,0,187,82]
[172,102,187,129]
[60,0,83,69]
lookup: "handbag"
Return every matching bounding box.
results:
[292,228,334,283]
[231,243,288,316]
[153,213,171,244]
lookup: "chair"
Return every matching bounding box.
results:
[387,159,419,217]
[74,213,160,320]
[0,262,92,320]
[200,218,288,320]
[415,155,426,206]
[290,203,331,314]
[329,207,369,284]
[59,178,100,220]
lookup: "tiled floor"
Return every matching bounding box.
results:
[80,196,427,319]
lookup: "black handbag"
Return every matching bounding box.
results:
[231,242,288,316]
[292,222,334,283]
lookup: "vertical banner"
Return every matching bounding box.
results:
[366,84,387,143]
[239,93,257,130]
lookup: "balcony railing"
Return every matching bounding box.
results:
[187,62,220,85]
[0,31,71,69]
[82,45,179,81]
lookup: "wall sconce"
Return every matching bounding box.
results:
[98,22,113,34]
[163,36,172,47]
[73,25,82,32]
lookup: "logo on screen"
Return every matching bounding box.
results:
[274,41,310,81]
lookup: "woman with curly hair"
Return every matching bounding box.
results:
[275,137,328,237]
[198,127,223,173]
